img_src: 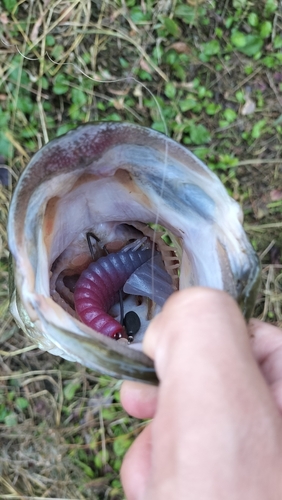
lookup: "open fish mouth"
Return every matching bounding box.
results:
[8,122,260,384]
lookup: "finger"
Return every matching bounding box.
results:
[143,287,250,381]
[269,380,282,414]
[120,381,158,419]
[120,423,152,500]
[249,318,282,368]
[249,318,282,396]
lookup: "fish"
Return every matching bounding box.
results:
[8,122,260,384]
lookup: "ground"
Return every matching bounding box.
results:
[0,0,282,498]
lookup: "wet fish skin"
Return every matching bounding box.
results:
[8,122,260,383]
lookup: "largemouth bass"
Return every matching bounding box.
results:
[8,122,260,384]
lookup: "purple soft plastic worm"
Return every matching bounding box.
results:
[74,247,152,338]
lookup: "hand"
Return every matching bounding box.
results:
[120,288,282,500]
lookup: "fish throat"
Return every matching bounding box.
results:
[50,218,181,346]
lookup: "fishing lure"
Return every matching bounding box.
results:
[74,244,153,339]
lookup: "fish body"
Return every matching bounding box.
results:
[8,123,260,384]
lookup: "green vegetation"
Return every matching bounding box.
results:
[0,0,282,497]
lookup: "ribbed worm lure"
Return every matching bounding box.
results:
[85,231,125,329]
[73,238,153,340]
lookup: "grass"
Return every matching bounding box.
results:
[0,0,282,497]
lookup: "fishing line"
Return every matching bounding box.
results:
[150,134,169,306]
[2,41,168,138]
[45,54,168,136]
